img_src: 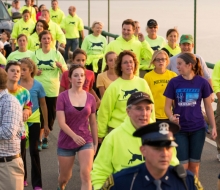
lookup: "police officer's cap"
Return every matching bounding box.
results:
[127,91,153,107]
[133,121,180,147]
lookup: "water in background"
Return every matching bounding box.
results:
[4,0,220,63]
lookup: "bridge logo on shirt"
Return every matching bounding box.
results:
[52,15,58,18]
[22,27,29,31]
[121,88,138,99]
[176,88,200,107]
[151,45,160,51]
[36,57,54,68]
[128,150,143,164]
[69,21,75,25]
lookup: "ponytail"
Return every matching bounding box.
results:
[177,53,203,77]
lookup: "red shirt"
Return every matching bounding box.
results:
[60,69,95,92]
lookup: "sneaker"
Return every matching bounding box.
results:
[34,187,42,190]
[24,180,28,187]
[38,140,42,151]
[42,138,48,149]
[217,154,220,161]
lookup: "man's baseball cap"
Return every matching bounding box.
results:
[180,34,194,44]
[13,0,19,3]
[127,91,153,107]
[147,19,158,27]
[133,121,180,147]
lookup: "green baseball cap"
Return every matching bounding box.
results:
[180,34,194,44]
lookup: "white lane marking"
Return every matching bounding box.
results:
[205,137,217,147]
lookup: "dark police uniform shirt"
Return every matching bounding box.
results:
[102,163,203,190]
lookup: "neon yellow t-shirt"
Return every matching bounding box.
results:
[49,8,65,25]
[212,60,220,93]
[144,69,177,119]
[103,36,153,76]
[81,33,107,72]
[34,49,67,97]
[48,20,66,49]
[91,116,179,190]
[162,44,181,57]
[7,50,37,62]
[20,5,37,23]
[140,35,166,71]
[20,5,36,23]
[145,35,166,51]
[60,14,84,39]
[27,32,40,52]
[11,18,35,40]
[0,52,6,65]
[97,76,155,138]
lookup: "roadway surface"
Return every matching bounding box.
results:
[25,120,219,190]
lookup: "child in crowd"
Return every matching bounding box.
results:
[144,50,177,121]
[60,48,100,109]
[96,51,118,98]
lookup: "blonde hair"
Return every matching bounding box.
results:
[91,21,103,29]
[149,50,169,68]
[20,58,37,78]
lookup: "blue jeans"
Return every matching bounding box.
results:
[174,128,206,164]
[57,143,93,157]
[64,38,79,61]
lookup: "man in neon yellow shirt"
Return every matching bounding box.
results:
[49,0,65,26]
[60,6,84,61]
[91,92,179,190]
[20,0,36,23]
[103,19,153,76]
[140,19,166,77]
[41,9,66,49]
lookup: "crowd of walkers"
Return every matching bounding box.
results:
[0,0,220,190]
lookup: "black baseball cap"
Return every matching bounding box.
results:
[127,91,153,107]
[147,19,158,27]
[133,121,180,147]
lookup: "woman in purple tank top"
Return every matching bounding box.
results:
[56,64,98,190]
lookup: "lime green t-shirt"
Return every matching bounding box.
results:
[60,14,84,39]
[145,35,166,51]
[7,50,36,62]
[97,76,155,138]
[140,35,166,71]
[0,52,6,65]
[34,49,67,97]
[11,18,35,40]
[20,5,36,23]
[81,34,107,56]
[48,20,66,49]
[212,60,220,94]
[49,8,65,25]
[162,44,181,57]
[27,32,40,52]
[81,34,107,72]
[144,70,177,119]
[103,36,153,76]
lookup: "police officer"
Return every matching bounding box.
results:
[101,121,203,190]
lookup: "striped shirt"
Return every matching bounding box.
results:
[0,89,23,157]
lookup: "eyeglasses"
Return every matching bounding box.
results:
[154,58,167,63]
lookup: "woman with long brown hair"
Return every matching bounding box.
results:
[164,52,217,177]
